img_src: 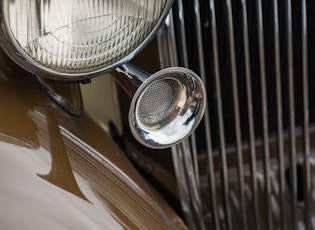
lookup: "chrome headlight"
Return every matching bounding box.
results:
[0,0,173,80]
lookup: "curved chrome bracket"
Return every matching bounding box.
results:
[32,76,83,117]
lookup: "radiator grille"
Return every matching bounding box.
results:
[157,0,315,229]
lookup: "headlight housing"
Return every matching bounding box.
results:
[0,0,173,80]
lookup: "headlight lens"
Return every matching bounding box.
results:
[0,0,172,79]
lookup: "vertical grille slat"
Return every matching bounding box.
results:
[158,11,206,230]
[180,140,206,230]
[240,0,260,228]
[157,0,315,229]
[273,0,286,229]
[224,0,247,228]
[177,0,201,191]
[177,0,189,67]
[286,0,297,228]
[157,10,178,68]
[177,0,201,198]
[208,0,226,228]
[158,9,207,230]
[301,0,310,228]
[193,0,223,228]
[256,0,272,229]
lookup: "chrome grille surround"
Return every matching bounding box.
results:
[158,0,315,229]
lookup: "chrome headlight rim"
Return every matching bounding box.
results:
[0,0,173,81]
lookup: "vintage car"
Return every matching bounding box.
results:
[1,0,314,229]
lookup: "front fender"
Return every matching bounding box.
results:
[0,50,186,229]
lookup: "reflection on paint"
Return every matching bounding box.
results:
[30,109,88,202]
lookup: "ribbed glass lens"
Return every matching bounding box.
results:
[3,0,168,74]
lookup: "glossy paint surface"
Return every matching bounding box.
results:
[0,50,185,229]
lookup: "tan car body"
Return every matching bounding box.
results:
[0,49,186,229]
